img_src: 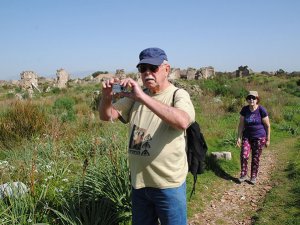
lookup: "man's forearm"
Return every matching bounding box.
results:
[99,95,119,121]
[140,94,191,130]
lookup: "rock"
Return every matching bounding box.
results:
[0,181,28,199]
[211,151,232,160]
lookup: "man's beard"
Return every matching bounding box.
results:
[151,84,160,94]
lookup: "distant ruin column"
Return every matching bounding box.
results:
[115,69,126,79]
[169,68,181,80]
[20,71,39,97]
[186,68,197,80]
[197,66,215,79]
[56,69,70,89]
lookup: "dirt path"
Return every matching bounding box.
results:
[188,146,278,225]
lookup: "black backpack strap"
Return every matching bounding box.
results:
[173,88,197,199]
[172,88,187,138]
[172,88,180,106]
[190,176,197,200]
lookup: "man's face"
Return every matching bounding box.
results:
[138,63,170,93]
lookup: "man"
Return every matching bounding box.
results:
[99,47,195,225]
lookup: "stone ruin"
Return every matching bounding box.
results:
[197,66,215,79]
[115,69,126,79]
[8,65,217,98]
[93,73,114,82]
[180,67,215,80]
[56,69,70,89]
[20,71,41,97]
[169,68,181,80]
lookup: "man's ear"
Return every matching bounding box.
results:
[164,64,170,73]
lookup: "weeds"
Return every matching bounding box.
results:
[52,97,76,122]
[0,100,47,149]
[0,74,299,224]
[220,131,237,147]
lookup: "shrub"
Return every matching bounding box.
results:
[220,131,237,146]
[53,150,132,225]
[51,87,61,94]
[0,100,47,149]
[53,97,76,122]
[222,97,244,113]
[278,79,300,97]
[275,122,299,136]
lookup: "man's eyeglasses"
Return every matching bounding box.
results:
[246,95,256,100]
[138,64,159,73]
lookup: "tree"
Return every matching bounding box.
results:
[275,69,287,75]
[91,71,109,78]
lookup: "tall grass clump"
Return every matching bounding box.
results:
[53,147,132,225]
[0,100,47,149]
[52,97,76,122]
[199,75,248,98]
[0,192,49,225]
[278,77,300,97]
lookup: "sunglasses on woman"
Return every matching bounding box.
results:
[138,64,159,73]
[246,95,256,100]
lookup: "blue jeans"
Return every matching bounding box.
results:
[132,182,187,225]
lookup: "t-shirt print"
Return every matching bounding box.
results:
[245,113,260,125]
[129,125,152,156]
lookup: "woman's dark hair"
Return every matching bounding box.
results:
[256,97,260,104]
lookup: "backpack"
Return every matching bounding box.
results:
[172,89,208,198]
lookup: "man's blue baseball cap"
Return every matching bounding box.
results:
[136,47,168,67]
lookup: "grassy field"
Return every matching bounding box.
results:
[253,136,300,225]
[0,74,299,224]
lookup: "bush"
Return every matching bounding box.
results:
[53,97,76,122]
[0,100,47,149]
[199,76,248,98]
[51,87,61,94]
[53,151,132,225]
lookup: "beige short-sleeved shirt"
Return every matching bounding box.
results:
[114,84,195,189]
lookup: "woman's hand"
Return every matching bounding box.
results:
[265,139,270,147]
[236,137,242,148]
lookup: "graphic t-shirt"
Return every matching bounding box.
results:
[240,105,268,139]
[113,85,195,189]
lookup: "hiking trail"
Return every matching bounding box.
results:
[188,141,282,225]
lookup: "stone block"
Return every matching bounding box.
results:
[211,151,232,160]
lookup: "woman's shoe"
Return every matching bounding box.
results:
[238,176,247,183]
[250,177,256,185]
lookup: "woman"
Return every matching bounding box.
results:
[236,91,271,184]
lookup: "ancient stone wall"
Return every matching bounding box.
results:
[115,69,126,79]
[186,68,197,80]
[56,69,69,89]
[94,73,114,82]
[20,71,38,90]
[169,68,181,80]
[196,66,215,79]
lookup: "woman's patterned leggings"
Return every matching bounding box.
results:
[240,137,266,179]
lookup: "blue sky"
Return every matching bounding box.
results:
[1,0,299,80]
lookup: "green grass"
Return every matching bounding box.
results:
[252,137,300,225]
[0,74,299,224]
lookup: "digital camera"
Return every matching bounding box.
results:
[112,83,126,93]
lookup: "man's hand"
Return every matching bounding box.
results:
[101,78,120,97]
[119,78,146,102]
[99,78,121,121]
